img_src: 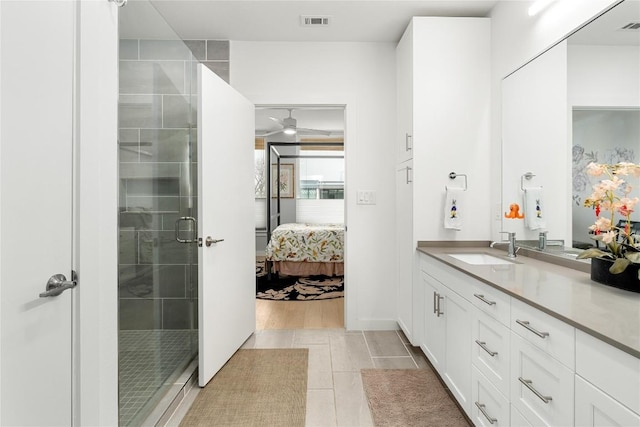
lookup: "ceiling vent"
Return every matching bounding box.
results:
[300,15,331,27]
[619,22,640,30]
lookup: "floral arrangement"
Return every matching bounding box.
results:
[577,162,640,275]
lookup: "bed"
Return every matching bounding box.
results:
[265,223,344,276]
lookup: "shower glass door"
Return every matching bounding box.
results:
[118,1,198,425]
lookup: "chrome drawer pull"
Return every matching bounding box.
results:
[518,377,552,404]
[516,319,549,338]
[475,340,498,357]
[475,402,497,424]
[474,293,496,306]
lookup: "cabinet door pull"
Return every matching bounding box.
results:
[516,319,549,338]
[518,377,553,404]
[474,293,496,306]
[433,291,438,314]
[436,294,444,317]
[475,340,498,357]
[405,133,412,151]
[406,166,413,184]
[475,402,497,424]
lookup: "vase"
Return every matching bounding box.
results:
[590,257,640,293]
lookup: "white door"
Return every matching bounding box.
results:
[0,1,75,425]
[197,65,256,386]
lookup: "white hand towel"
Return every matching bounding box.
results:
[523,187,546,230]
[444,187,463,231]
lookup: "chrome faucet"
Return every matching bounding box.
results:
[538,231,547,250]
[492,231,518,258]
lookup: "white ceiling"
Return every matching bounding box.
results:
[122,0,498,42]
[119,0,640,134]
[568,0,640,46]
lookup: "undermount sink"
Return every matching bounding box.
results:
[447,253,515,265]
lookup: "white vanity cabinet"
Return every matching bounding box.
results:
[575,330,640,425]
[416,250,640,427]
[472,366,511,427]
[575,376,640,427]
[510,333,575,426]
[420,255,473,415]
[394,16,490,345]
[421,270,446,371]
[472,308,511,397]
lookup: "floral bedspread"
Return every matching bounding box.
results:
[266,223,344,263]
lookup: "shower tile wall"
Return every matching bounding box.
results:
[118,39,229,331]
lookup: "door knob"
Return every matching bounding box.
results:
[40,272,77,298]
[205,236,224,247]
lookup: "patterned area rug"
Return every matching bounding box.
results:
[256,260,344,301]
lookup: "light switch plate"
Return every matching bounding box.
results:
[357,190,376,205]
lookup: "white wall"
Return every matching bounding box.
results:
[489,0,621,240]
[232,41,397,330]
[76,1,119,425]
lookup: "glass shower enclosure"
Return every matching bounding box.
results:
[117,1,198,425]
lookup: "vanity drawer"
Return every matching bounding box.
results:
[471,279,511,326]
[510,404,533,427]
[472,307,510,397]
[575,374,640,426]
[510,298,575,369]
[471,366,510,427]
[510,332,574,427]
[576,330,640,415]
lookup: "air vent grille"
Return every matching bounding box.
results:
[620,22,640,30]
[300,15,331,27]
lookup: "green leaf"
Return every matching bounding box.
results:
[576,248,611,260]
[610,258,631,274]
[625,252,640,264]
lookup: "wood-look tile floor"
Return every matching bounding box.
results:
[166,329,435,427]
[256,298,345,330]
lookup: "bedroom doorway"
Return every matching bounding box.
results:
[254,106,346,330]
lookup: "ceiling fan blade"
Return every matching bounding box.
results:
[256,129,283,137]
[296,128,333,136]
[268,116,284,126]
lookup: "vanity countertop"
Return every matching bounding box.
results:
[417,245,640,359]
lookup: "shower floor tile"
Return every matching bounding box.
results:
[119,330,197,427]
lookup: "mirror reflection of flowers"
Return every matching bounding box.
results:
[577,162,640,275]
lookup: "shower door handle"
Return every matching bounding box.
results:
[175,217,197,243]
[40,271,77,297]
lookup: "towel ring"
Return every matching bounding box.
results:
[521,172,541,191]
[448,172,467,191]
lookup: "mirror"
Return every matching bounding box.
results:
[501,0,640,252]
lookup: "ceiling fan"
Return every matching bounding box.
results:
[257,108,332,137]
